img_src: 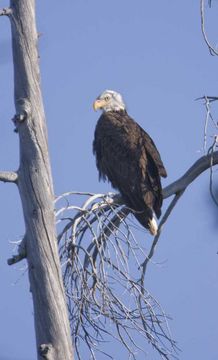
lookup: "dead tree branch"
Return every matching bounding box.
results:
[0,8,12,16]
[196,96,218,153]
[209,137,218,206]
[7,236,27,265]
[55,149,218,359]
[163,151,218,198]
[56,193,179,359]
[140,190,185,283]
[0,171,18,183]
[200,0,218,56]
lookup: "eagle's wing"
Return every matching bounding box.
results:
[140,128,167,178]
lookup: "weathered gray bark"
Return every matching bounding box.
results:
[163,150,218,198]
[7,1,74,359]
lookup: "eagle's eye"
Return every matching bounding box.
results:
[104,96,110,101]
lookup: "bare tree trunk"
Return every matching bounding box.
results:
[7,1,73,359]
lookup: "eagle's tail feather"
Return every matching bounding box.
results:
[132,207,158,236]
[148,216,158,236]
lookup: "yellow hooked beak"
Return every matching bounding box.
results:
[93,99,107,111]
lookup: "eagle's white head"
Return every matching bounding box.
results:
[93,90,126,112]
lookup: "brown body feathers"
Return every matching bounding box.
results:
[93,110,167,233]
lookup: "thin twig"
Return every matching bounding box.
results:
[200,0,218,56]
[140,191,185,283]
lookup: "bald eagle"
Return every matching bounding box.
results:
[93,90,167,236]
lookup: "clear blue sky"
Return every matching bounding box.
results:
[0,1,218,359]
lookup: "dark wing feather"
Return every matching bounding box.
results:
[137,127,167,217]
[140,128,167,178]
